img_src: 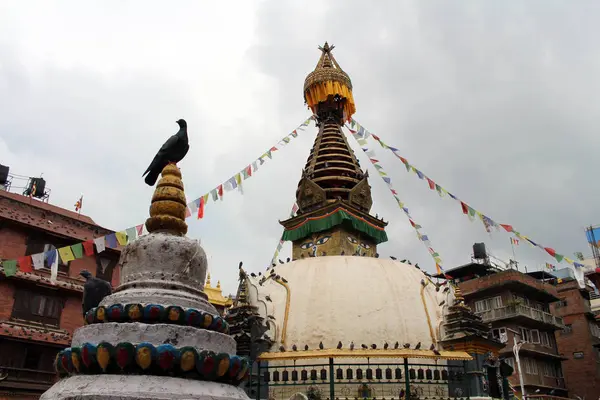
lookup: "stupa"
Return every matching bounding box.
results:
[41,164,250,400]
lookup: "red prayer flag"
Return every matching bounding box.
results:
[427,178,435,190]
[197,197,205,219]
[461,202,469,215]
[18,256,32,273]
[185,207,191,218]
[217,184,223,198]
[136,224,144,236]
[500,224,513,233]
[544,247,556,257]
[245,165,252,177]
[409,219,416,228]
[82,240,95,256]
[372,134,380,141]
[270,146,278,152]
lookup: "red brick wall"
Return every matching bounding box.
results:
[0,282,15,320]
[553,285,600,399]
[459,270,559,298]
[0,224,28,261]
[60,296,84,334]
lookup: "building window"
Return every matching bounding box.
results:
[562,324,573,334]
[25,234,70,274]
[530,329,540,344]
[523,358,538,375]
[11,287,64,327]
[589,321,600,338]
[541,331,550,347]
[518,327,531,343]
[555,300,568,308]
[475,296,503,312]
[491,327,508,343]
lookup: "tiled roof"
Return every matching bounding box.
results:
[0,190,115,241]
[0,320,72,346]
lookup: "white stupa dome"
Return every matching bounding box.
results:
[247,256,452,351]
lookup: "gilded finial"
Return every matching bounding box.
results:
[145,163,188,235]
[453,286,470,310]
[217,280,221,289]
[206,273,211,287]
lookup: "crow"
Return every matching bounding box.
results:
[80,270,112,316]
[304,344,309,351]
[415,342,421,350]
[337,341,343,349]
[383,342,389,350]
[292,344,298,351]
[142,119,189,186]
[319,341,324,350]
[239,261,243,269]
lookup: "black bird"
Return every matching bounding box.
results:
[281,277,288,283]
[142,119,189,186]
[430,344,441,356]
[390,256,397,260]
[403,343,410,349]
[292,344,298,351]
[350,341,355,350]
[375,253,380,258]
[383,342,389,350]
[394,341,399,349]
[319,341,324,350]
[304,344,309,351]
[279,345,285,352]
[371,344,377,349]
[443,286,450,293]
[337,341,343,349]
[415,342,421,350]
[239,261,243,269]
[286,257,290,263]
[400,259,407,263]
[414,263,420,269]
[250,273,256,277]
[361,344,368,349]
[278,259,284,264]
[340,250,345,255]
[439,300,446,306]
[80,270,112,316]
[265,295,272,302]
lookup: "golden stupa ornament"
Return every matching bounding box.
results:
[145,163,188,236]
[303,42,356,120]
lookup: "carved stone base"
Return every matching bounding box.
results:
[40,375,250,400]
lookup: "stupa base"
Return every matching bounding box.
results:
[41,375,250,400]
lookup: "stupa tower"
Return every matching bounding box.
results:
[42,164,250,400]
[280,42,388,259]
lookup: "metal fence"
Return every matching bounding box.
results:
[251,358,471,400]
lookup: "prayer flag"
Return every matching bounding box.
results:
[58,246,75,263]
[500,224,513,233]
[197,196,205,219]
[32,253,44,269]
[74,195,83,212]
[2,259,17,276]
[136,224,144,236]
[49,249,58,283]
[126,227,137,242]
[115,231,128,246]
[94,237,106,253]
[427,178,435,190]
[461,202,468,215]
[511,238,519,246]
[18,256,32,273]
[71,243,84,259]
[82,240,95,256]
[105,233,117,249]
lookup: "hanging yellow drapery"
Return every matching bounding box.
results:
[304,80,356,120]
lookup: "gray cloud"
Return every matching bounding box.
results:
[1,1,599,295]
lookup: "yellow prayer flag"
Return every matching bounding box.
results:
[235,173,242,185]
[58,246,75,263]
[115,231,128,246]
[203,193,210,204]
[564,257,574,265]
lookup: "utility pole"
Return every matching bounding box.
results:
[507,328,526,400]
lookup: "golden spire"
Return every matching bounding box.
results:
[303,42,356,120]
[145,164,188,236]
[206,273,212,287]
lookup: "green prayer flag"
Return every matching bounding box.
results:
[71,243,84,259]
[555,254,564,263]
[2,260,17,276]
[373,164,383,170]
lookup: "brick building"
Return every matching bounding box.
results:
[0,190,121,399]
[551,270,600,399]
[439,262,568,398]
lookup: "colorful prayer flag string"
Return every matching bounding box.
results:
[345,125,449,277]
[270,203,299,267]
[1,116,315,280]
[350,118,590,285]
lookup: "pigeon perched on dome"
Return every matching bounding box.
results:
[142,119,189,186]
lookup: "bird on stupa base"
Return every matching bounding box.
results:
[80,270,112,317]
[142,119,189,186]
[394,341,399,349]
[415,341,421,350]
[337,341,343,349]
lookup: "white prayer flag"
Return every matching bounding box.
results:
[32,253,45,270]
[94,237,106,253]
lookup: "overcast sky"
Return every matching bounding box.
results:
[1,1,599,295]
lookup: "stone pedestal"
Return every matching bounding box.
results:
[41,232,251,400]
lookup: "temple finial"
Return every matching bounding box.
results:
[145,164,188,236]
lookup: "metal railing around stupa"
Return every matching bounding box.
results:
[250,359,472,400]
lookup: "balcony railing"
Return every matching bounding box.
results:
[476,305,564,327]
[0,366,56,388]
